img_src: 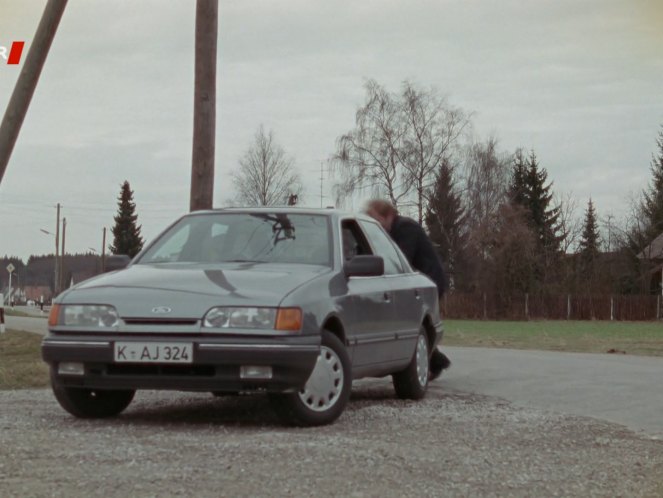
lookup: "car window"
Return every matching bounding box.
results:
[142,224,191,263]
[358,220,404,275]
[341,220,372,261]
[138,213,331,266]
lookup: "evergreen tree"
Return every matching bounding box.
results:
[508,149,529,206]
[507,149,562,289]
[641,127,663,241]
[509,149,561,251]
[425,160,466,288]
[578,198,601,275]
[525,151,561,253]
[110,181,144,258]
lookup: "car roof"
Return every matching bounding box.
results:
[183,207,377,223]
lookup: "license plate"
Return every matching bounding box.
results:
[114,342,193,364]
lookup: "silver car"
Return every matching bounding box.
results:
[42,208,443,426]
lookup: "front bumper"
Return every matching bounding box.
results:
[42,333,320,393]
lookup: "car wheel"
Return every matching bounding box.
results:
[270,330,351,426]
[392,327,429,399]
[51,370,135,418]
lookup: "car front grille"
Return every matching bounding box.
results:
[122,318,199,326]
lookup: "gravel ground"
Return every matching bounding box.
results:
[1,380,662,498]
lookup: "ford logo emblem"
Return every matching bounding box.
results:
[151,306,172,314]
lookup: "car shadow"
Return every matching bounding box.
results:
[119,383,404,428]
[53,379,460,429]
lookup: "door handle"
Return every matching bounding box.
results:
[414,289,421,300]
[383,292,391,303]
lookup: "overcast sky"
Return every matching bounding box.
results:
[1,0,662,259]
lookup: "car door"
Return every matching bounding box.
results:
[358,220,422,363]
[340,219,397,369]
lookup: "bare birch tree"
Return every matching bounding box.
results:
[555,191,581,254]
[232,125,303,206]
[401,82,470,223]
[332,79,469,219]
[332,80,409,207]
[463,137,510,230]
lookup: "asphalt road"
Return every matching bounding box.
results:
[441,346,663,439]
[4,314,48,334]
[4,315,662,439]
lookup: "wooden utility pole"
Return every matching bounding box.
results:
[101,227,107,271]
[190,0,218,211]
[59,217,66,293]
[0,0,68,185]
[54,203,60,295]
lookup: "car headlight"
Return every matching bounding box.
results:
[202,307,302,331]
[203,307,277,329]
[49,304,120,328]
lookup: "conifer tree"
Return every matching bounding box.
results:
[110,181,144,258]
[508,150,561,253]
[508,149,529,206]
[425,160,466,287]
[525,151,561,253]
[641,127,663,241]
[578,198,601,275]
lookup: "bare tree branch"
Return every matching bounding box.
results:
[232,125,303,206]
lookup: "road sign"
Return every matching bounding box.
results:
[6,263,15,273]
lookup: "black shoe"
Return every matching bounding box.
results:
[429,349,451,381]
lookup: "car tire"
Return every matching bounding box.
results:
[392,327,429,400]
[51,370,135,419]
[270,330,351,426]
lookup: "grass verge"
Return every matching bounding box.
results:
[0,330,49,389]
[443,320,663,357]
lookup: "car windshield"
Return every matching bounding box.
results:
[137,212,332,266]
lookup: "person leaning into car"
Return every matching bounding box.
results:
[365,198,451,380]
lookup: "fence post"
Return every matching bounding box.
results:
[610,296,614,321]
[525,293,529,319]
[567,294,571,320]
[0,293,5,334]
[483,293,487,320]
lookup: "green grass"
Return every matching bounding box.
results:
[0,330,49,389]
[443,320,663,357]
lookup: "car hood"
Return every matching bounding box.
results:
[60,263,329,319]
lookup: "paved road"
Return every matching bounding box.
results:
[4,315,48,334]
[441,346,663,439]
[12,305,50,317]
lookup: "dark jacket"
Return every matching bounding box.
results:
[389,215,447,296]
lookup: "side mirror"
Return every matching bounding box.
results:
[344,255,384,277]
[104,255,131,272]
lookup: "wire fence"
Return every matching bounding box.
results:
[442,293,663,321]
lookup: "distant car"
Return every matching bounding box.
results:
[42,208,443,426]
